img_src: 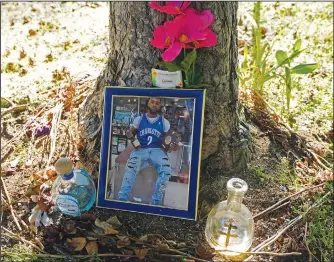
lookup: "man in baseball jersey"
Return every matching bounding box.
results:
[117,97,177,205]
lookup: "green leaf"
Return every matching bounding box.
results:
[275,50,288,65]
[293,39,302,51]
[284,66,292,112]
[157,62,181,72]
[241,46,249,70]
[264,72,276,82]
[285,67,291,88]
[290,63,318,74]
[193,68,203,84]
[288,48,306,63]
[180,49,197,72]
[184,79,189,88]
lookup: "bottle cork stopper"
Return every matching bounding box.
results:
[55,158,73,175]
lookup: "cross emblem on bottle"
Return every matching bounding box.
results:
[220,218,238,247]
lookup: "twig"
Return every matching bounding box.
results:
[253,201,290,220]
[2,104,29,117]
[1,97,15,106]
[215,250,302,257]
[0,145,14,163]
[1,103,51,151]
[0,177,22,231]
[253,182,326,220]
[17,215,29,231]
[1,226,47,254]
[245,191,331,261]
[37,253,137,258]
[42,103,63,179]
[149,243,208,262]
[1,251,138,259]
[308,150,331,170]
[34,237,45,250]
[157,253,211,261]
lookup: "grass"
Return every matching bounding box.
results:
[292,183,334,262]
[238,2,333,132]
[248,157,302,189]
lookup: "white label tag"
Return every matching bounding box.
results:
[152,68,183,88]
[56,195,80,216]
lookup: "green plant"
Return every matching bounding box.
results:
[274,39,318,121]
[305,183,333,262]
[239,2,319,128]
[238,2,278,95]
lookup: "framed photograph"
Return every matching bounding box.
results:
[97,87,205,220]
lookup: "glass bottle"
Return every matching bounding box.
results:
[51,158,96,217]
[205,178,254,257]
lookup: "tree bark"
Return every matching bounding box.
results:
[78,1,250,195]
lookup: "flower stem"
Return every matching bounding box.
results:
[192,62,195,85]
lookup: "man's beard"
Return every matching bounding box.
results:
[148,107,158,114]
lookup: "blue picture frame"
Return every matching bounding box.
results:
[97,86,205,220]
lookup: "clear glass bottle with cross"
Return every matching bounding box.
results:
[205,178,254,257]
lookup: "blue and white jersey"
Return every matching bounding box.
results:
[133,114,169,148]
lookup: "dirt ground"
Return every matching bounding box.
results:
[1,2,332,262]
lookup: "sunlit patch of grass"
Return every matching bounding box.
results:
[22,16,29,24]
[44,53,54,63]
[19,68,28,77]
[28,57,35,67]
[38,20,59,33]
[80,45,89,51]
[5,62,20,73]
[51,69,66,82]
[4,50,11,57]
[19,49,27,60]
[63,41,71,51]
[93,56,108,63]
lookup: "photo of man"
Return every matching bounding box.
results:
[107,96,194,210]
[117,97,178,205]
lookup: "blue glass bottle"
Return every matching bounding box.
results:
[51,158,96,216]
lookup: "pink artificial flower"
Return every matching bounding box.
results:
[184,8,215,30]
[162,12,209,61]
[186,28,217,49]
[149,1,191,15]
[150,21,175,49]
[150,6,217,62]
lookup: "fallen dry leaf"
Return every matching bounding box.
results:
[5,168,16,176]
[62,219,77,234]
[85,241,98,255]
[95,218,119,235]
[116,237,131,248]
[28,29,37,36]
[74,213,96,221]
[134,248,149,259]
[37,194,52,212]
[120,248,134,255]
[29,225,38,234]
[135,235,148,245]
[66,237,87,251]
[106,216,122,229]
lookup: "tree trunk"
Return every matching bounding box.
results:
[78,1,250,211]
